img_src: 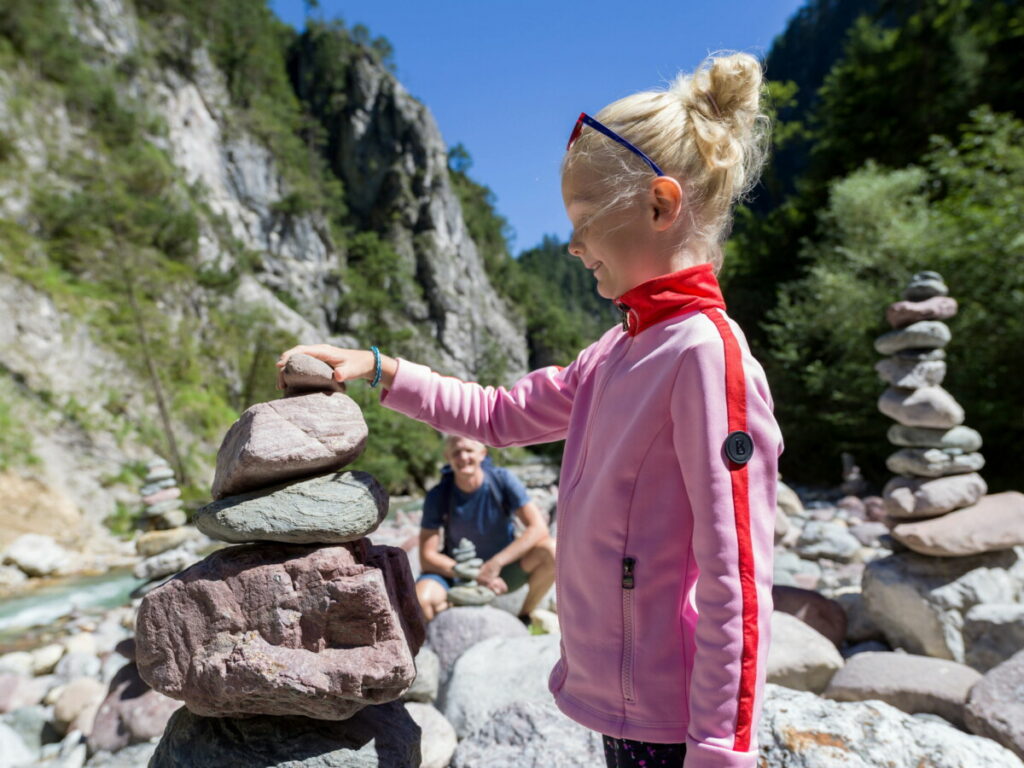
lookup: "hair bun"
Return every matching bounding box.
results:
[696,53,762,122]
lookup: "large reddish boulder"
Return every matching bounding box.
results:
[136,541,425,719]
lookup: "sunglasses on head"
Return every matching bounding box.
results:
[566,112,664,177]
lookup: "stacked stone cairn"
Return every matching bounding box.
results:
[875,272,987,523]
[135,354,426,767]
[132,458,207,594]
[448,538,497,606]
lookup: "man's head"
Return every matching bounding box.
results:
[442,435,487,481]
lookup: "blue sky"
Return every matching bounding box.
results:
[269,1,807,254]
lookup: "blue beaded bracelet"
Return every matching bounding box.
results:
[369,346,382,388]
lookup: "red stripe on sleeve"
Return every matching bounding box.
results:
[701,307,759,752]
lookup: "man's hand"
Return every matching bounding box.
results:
[476,559,508,595]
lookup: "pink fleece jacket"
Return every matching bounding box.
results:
[381,263,782,768]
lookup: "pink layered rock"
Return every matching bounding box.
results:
[886,296,958,329]
[89,663,182,753]
[142,486,181,505]
[135,541,425,720]
[211,393,367,499]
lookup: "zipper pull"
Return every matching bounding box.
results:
[622,557,636,589]
[617,303,630,332]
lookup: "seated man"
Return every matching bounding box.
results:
[415,435,556,623]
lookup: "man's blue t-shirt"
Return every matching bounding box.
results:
[421,465,531,562]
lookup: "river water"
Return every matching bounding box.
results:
[0,569,145,651]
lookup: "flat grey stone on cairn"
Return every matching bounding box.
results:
[824,651,982,728]
[875,357,946,388]
[878,386,965,428]
[965,648,1024,759]
[211,392,367,499]
[150,700,421,768]
[874,321,951,356]
[963,603,1024,672]
[888,424,982,452]
[280,352,346,397]
[194,471,388,544]
[136,541,426,719]
[767,612,844,693]
[886,448,985,477]
[758,684,1024,768]
[861,547,1024,665]
[903,271,949,301]
[425,605,528,684]
[891,492,1024,559]
[450,700,604,768]
[884,473,987,518]
[441,633,561,738]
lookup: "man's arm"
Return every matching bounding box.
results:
[419,528,457,579]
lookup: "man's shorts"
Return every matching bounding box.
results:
[417,559,530,594]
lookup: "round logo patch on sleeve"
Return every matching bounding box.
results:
[724,430,754,465]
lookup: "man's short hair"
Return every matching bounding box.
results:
[440,433,486,452]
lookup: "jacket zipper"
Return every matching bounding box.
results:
[621,556,637,703]
[554,334,634,699]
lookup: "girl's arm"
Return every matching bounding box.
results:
[277,344,583,448]
[670,321,782,768]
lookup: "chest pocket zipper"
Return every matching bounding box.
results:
[621,556,637,704]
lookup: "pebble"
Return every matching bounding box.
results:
[887,424,983,452]
[874,321,951,355]
[903,271,949,301]
[878,386,965,429]
[886,448,985,478]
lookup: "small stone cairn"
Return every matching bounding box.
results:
[132,458,207,594]
[874,271,1024,560]
[135,354,426,767]
[875,271,987,523]
[448,538,497,606]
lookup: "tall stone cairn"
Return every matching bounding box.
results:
[136,354,426,767]
[875,271,987,524]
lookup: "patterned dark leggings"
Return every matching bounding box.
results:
[602,735,687,767]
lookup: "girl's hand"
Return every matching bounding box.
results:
[275,345,396,390]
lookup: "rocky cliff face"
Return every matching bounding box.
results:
[0,0,527,548]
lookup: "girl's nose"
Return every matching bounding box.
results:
[567,234,584,259]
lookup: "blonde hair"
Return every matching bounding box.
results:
[562,52,770,271]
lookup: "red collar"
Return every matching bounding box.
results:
[613,263,726,336]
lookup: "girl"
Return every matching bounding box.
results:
[278,52,781,768]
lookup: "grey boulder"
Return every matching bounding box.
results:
[862,547,1024,665]
[426,606,528,685]
[795,520,862,562]
[767,612,844,693]
[195,471,388,545]
[824,651,981,728]
[962,603,1024,673]
[451,700,603,768]
[965,648,1024,760]
[211,393,367,499]
[404,702,456,768]
[149,701,421,768]
[759,684,1022,768]
[403,646,440,703]
[441,633,561,738]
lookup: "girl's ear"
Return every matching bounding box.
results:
[649,177,684,231]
